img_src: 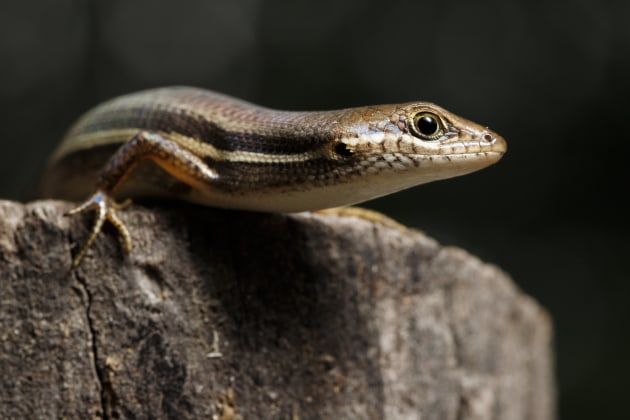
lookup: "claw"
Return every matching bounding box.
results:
[66,190,133,267]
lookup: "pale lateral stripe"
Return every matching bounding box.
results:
[52,128,331,165]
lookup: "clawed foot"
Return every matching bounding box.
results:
[66,190,133,267]
[316,207,410,232]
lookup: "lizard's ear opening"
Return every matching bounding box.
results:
[333,142,355,158]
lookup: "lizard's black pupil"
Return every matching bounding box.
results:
[417,115,438,136]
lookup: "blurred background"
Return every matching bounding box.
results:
[0,0,627,417]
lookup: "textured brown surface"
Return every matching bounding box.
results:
[0,200,555,419]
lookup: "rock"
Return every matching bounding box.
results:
[0,200,554,419]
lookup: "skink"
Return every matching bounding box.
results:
[36,86,507,266]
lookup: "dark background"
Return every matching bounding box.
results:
[0,1,627,418]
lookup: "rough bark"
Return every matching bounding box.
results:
[0,200,555,419]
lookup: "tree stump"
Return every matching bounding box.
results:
[0,200,554,419]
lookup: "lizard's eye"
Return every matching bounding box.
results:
[411,112,444,139]
[334,142,354,158]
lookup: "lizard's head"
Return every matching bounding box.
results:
[326,102,507,194]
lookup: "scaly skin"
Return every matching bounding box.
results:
[36,87,507,266]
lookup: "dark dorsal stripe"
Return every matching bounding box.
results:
[76,105,331,155]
